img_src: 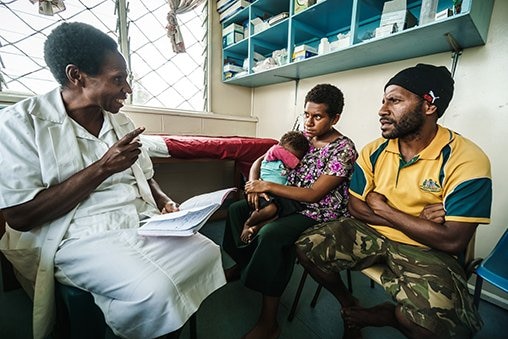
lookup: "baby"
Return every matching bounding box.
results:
[241,131,309,243]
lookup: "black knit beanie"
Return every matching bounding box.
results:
[385,64,454,117]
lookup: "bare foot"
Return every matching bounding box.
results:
[242,321,281,339]
[241,225,259,243]
[342,302,397,329]
[341,307,362,339]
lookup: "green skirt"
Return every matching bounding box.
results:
[222,199,316,296]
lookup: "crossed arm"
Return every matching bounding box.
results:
[348,192,477,255]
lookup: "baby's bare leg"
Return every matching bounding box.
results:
[240,203,278,243]
[245,203,278,227]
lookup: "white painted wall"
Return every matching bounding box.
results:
[251,0,508,260]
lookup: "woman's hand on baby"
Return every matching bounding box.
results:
[245,180,269,193]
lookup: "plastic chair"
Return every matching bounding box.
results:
[473,229,508,309]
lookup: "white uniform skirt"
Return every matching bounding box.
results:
[54,228,226,338]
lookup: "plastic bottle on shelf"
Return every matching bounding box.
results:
[318,37,330,55]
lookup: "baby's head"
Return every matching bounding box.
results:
[279,131,309,160]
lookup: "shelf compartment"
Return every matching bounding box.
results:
[221,0,494,87]
[292,0,353,48]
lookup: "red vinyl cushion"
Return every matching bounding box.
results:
[161,135,278,178]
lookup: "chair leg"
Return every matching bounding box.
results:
[310,284,322,308]
[288,269,308,321]
[310,269,353,309]
[473,276,484,310]
[346,269,353,293]
[190,313,197,339]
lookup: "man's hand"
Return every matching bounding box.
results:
[99,127,145,174]
[365,191,388,213]
[419,203,445,224]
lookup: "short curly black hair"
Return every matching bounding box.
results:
[304,84,344,119]
[279,131,309,156]
[44,22,118,86]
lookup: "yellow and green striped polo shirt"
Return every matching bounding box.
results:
[349,125,492,247]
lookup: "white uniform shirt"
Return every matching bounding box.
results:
[0,88,157,338]
[64,115,158,241]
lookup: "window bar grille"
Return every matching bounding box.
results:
[115,0,132,104]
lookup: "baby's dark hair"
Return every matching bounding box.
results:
[280,131,309,157]
[304,84,344,119]
[44,22,118,86]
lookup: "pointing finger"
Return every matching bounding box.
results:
[119,127,145,145]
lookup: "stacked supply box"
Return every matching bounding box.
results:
[292,44,317,62]
[219,0,251,22]
[375,0,417,38]
[222,22,244,47]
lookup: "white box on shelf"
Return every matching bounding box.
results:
[294,44,317,54]
[223,23,243,36]
[251,17,269,34]
[380,0,417,31]
[223,32,244,47]
[435,8,453,20]
[223,63,245,73]
[217,0,236,13]
[375,23,398,38]
[219,0,250,22]
[268,12,289,26]
[331,32,351,51]
[292,44,317,61]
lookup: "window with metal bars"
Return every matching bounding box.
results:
[0,0,207,112]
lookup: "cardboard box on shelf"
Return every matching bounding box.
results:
[219,0,250,22]
[294,0,317,14]
[251,17,269,34]
[268,12,289,26]
[330,32,351,51]
[435,8,453,20]
[223,23,243,36]
[217,0,236,13]
[380,0,417,32]
[292,44,317,61]
[223,64,245,73]
[375,23,398,38]
[222,32,244,47]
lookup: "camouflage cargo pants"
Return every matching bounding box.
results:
[295,217,482,338]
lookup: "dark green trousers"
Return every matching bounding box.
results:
[223,199,316,296]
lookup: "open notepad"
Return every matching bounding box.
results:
[138,187,237,237]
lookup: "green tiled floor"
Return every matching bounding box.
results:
[1,220,507,338]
